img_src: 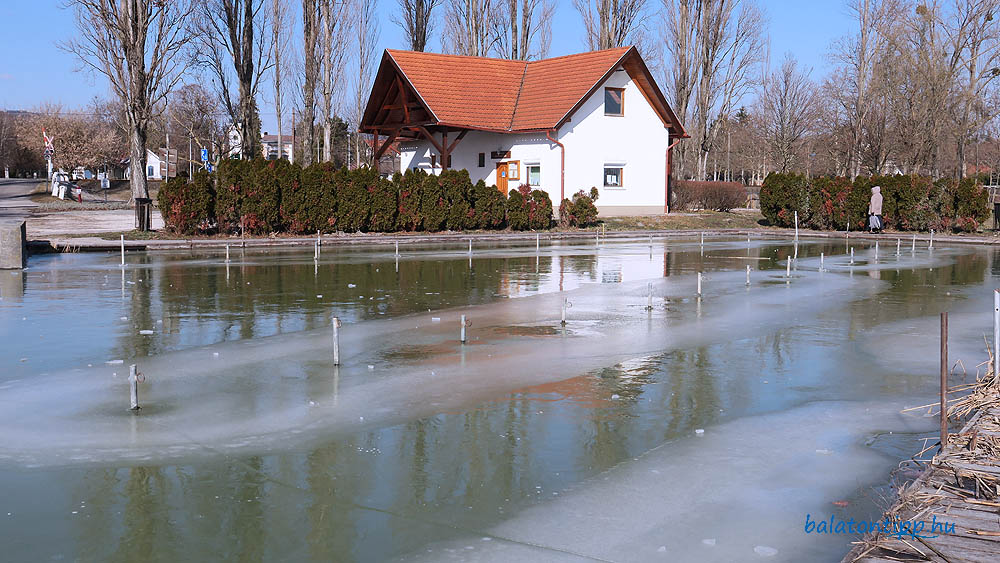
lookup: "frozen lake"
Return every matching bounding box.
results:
[0,236,994,561]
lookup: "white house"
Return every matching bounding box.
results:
[124,150,165,180]
[360,46,687,215]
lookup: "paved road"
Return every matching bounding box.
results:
[0,178,40,221]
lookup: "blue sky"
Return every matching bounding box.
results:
[0,0,853,131]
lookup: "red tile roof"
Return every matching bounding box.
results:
[375,47,685,135]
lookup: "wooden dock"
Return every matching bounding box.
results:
[845,406,1000,562]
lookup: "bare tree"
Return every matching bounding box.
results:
[758,54,818,172]
[395,0,440,51]
[272,0,290,159]
[952,0,1000,177]
[662,0,701,178]
[302,0,321,166]
[692,0,765,180]
[62,0,195,202]
[321,0,351,162]
[169,84,225,172]
[574,0,651,50]
[443,0,499,55]
[354,0,380,167]
[494,0,554,59]
[193,0,274,161]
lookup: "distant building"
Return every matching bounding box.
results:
[262,133,295,163]
[227,126,295,163]
[123,149,173,180]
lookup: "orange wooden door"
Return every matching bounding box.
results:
[496,162,509,196]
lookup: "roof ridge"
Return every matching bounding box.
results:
[509,62,529,131]
[524,46,633,67]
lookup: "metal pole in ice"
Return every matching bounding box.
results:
[120,234,125,266]
[460,314,467,343]
[536,233,540,253]
[697,272,703,297]
[994,290,999,375]
[930,230,935,249]
[786,258,791,277]
[820,252,824,271]
[395,240,399,256]
[561,298,567,325]
[850,247,855,265]
[912,234,916,253]
[332,317,341,366]
[794,211,799,240]
[940,312,949,448]
[128,364,140,411]
[469,239,472,255]
[896,238,901,256]
[700,232,704,246]
[225,244,230,263]
[646,282,653,310]
[746,265,751,286]
[874,241,879,261]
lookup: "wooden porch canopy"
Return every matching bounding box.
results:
[361,52,472,167]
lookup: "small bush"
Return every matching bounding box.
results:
[215,158,250,233]
[507,186,531,230]
[440,169,474,230]
[559,187,600,227]
[760,172,809,227]
[528,189,554,230]
[672,181,745,211]
[396,168,427,231]
[240,158,287,234]
[471,180,506,229]
[420,173,448,231]
[368,172,398,232]
[285,162,337,233]
[158,171,216,235]
[336,167,373,232]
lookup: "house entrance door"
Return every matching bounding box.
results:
[496,162,509,196]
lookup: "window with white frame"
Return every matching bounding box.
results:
[604,166,623,188]
[527,164,541,186]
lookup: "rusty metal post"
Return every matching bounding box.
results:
[941,312,948,448]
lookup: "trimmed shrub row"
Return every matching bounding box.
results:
[760,173,990,232]
[160,158,563,235]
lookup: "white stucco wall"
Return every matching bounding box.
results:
[398,66,669,214]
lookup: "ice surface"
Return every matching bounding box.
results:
[397,400,935,563]
[0,258,886,467]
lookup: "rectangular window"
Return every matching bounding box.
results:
[508,160,520,180]
[478,153,486,167]
[604,167,623,188]
[527,165,541,186]
[605,87,624,116]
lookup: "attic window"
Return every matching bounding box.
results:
[605,87,624,116]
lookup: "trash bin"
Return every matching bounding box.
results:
[135,198,152,231]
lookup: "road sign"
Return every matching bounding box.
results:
[200,148,209,162]
[205,163,213,173]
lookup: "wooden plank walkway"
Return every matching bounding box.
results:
[845,407,1000,562]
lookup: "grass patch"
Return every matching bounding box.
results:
[601,210,767,231]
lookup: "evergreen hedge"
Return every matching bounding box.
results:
[157,170,215,235]
[760,172,989,232]
[161,159,555,234]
